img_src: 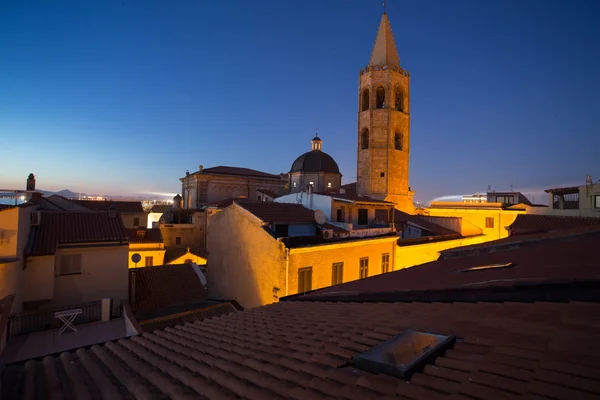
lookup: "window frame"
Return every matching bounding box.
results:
[359,257,369,279]
[361,88,370,111]
[381,253,390,274]
[145,256,153,267]
[133,217,140,227]
[375,87,386,108]
[332,262,344,285]
[175,236,182,245]
[58,253,83,276]
[358,208,368,225]
[485,217,494,229]
[298,267,313,293]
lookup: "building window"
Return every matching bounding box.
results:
[336,208,345,223]
[257,196,262,202]
[358,208,368,225]
[293,181,297,188]
[309,181,314,186]
[327,182,332,188]
[332,262,344,285]
[145,256,153,267]
[380,172,385,178]
[133,217,140,227]
[361,128,369,149]
[361,88,369,111]
[175,237,182,245]
[376,87,386,108]
[595,195,600,209]
[359,258,369,279]
[275,224,289,237]
[395,86,404,112]
[394,132,403,150]
[485,217,494,229]
[381,253,390,273]
[58,254,82,276]
[298,267,312,293]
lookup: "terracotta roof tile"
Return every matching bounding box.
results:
[124,228,163,243]
[26,211,127,256]
[508,214,600,236]
[140,302,237,332]
[257,188,280,199]
[149,204,173,213]
[71,199,144,213]
[189,165,283,180]
[238,201,316,224]
[5,300,600,399]
[130,264,206,313]
[205,196,252,208]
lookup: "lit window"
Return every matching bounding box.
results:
[298,267,312,293]
[485,217,494,229]
[381,253,390,273]
[332,262,344,285]
[360,257,369,279]
[595,195,600,209]
[293,182,297,188]
[59,254,82,276]
[327,182,332,188]
[309,182,314,186]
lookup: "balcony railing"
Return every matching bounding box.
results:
[9,300,102,337]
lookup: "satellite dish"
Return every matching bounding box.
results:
[314,210,327,225]
[131,253,141,263]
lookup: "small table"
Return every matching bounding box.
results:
[54,309,82,335]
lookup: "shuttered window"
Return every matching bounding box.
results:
[298,267,313,293]
[332,262,344,285]
[58,254,82,276]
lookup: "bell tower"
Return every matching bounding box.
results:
[356,10,414,213]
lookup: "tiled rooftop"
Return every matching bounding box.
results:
[72,199,144,213]
[124,228,163,244]
[294,232,600,301]
[140,302,238,332]
[394,210,459,236]
[544,186,579,194]
[205,196,251,209]
[239,202,316,224]
[130,264,207,314]
[508,214,600,236]
[188,165,283,180]
[257,188,280,199]
[3,300,600,399]
[26,211,128,256]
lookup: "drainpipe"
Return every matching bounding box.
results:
[285,247,290,296]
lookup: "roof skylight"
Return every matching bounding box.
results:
[459,262,515,273]
[353,330,455,379]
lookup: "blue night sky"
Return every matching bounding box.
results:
[1,0,598,202]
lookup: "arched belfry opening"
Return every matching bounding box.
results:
[395,86,403,112]
[376,87,386,108]
[361,88,370,111]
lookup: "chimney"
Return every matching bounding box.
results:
[108,204,117,218]
[26,173,36,191]
[186,170,190,176]
[199,165,204,172]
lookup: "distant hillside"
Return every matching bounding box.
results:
[0,188,175,202]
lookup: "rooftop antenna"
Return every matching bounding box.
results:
[315,128,319,137]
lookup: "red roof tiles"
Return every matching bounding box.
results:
[124,228,163,244]
[130,264,207,313]
[190,165,283,180]
[3,300,600,399]
[294,232,600,300]
[205,196,252,209]
[140,302,238,332]
[72,199,144,213]
[26,211,128,256]
[508,214,600,236]
[238,202,316,224]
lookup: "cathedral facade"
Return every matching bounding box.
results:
[356,12,415,213]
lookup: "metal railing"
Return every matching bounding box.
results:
[9,300,102,337]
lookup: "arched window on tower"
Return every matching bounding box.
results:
[376,87,386,108]
[394,132,403,150]
[361,128,369,149]
[361,88,369,111]
[395,86,404,112]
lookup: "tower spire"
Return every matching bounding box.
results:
[369,11,400,68]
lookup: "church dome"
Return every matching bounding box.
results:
[290,135,340,174]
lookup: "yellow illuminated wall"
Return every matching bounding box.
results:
[128,242,165,268]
